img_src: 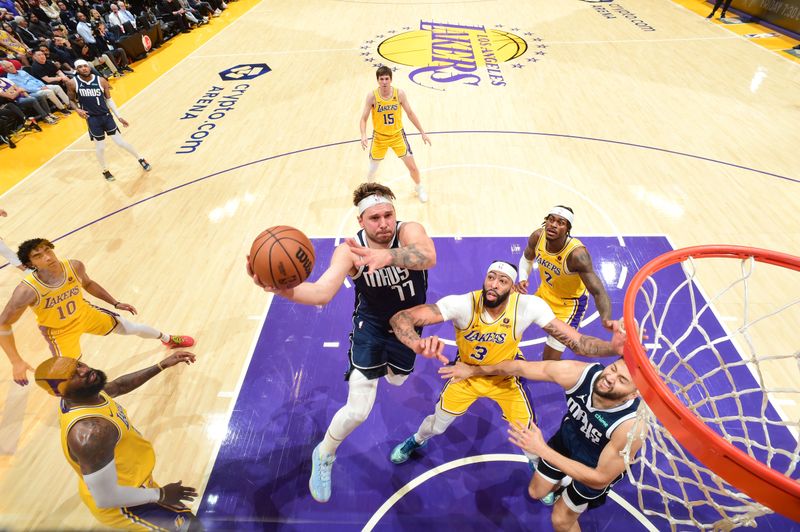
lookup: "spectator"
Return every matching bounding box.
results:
[0,0,21,17]
[95,22,132,72]
[25,0,47,22]
[37,42,71,73]
[57,1,77,31]
[29,49,71,89]
[74,11,95,44]
[0,100,29,147]
[13,16,41,49]
[88,7,102,27]
[0,75,58,123]
[36,0,60,22]
[26,13,53,41]
[106,3,134,34]
[1,59,71,114]
[116,2,138,25]
[0,24,30,65]
[73,34,119,76]
[50,34,78,64]
[158,0,192,33]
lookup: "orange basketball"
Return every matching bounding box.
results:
[249,226,315,289]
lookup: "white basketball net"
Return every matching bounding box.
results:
[621,253,800,530]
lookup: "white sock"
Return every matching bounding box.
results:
[95,140,107,170]
[113,316,164,341]
[110,133,141,159]
[414,403,456,443]
[320,370,378,456]
[367,159,380,182]
[0,239,21,267]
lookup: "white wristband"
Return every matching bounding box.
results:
[518,254,534,282]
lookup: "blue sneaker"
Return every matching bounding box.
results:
[309,443,335,503]
[390,435,427,464]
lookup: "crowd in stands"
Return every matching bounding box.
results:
[0,0,232,149]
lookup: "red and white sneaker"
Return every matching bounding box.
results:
[162,335,195,348]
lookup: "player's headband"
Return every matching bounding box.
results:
[548,206,574,226]
[487,261,517,282]
[357,194,394,215]
[74,59,90,68]
[35,357,79,397]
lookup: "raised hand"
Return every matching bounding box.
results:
[507,421,546,455]
[415,335,448,364]
[513,280,529,294]
[158,351,196,369]
[345,238,391,272]
[437,360,473,382]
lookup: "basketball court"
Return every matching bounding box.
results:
[0,0,798,530]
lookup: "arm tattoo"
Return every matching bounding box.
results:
[389,305,442,347]
[104,365,162,398]
[543,323,613,357]
[388,244,429,270]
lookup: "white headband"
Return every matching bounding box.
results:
[487,261,517,282]
[357,194,393,215]
[548,206,574,226]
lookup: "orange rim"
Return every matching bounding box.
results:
[622,245,800,522]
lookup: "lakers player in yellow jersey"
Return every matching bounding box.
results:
[387,261,623,465]
[0,238,194,386]
[34,351,202,530]
[516,206,612,361]
[359,66,431,202]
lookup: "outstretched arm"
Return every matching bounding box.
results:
[390,303,448,363]
[72,260,137,315]
[398,89,430,146]
[514,229,541,294]
[508,418,642,490]
[248,242,355,306]
[439,358,588,389]
[69,417,197,508]
[103,351,195,398]
[0,283,37,385]
[569,247,613,329]
[541,318,624,357]
[347,221,436,272]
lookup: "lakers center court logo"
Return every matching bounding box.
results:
[361,21,547,91]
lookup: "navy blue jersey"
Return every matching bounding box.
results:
[74,75,109,116]
[560,363,640,468]
[350,221,428,326]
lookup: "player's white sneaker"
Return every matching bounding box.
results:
[309,443,335,503]
[415,184,428,203]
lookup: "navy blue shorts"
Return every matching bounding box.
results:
[346,316,417,380]
[87,113,119,140]
[536,429,623,513]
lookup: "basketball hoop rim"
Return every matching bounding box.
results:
[622,245,800,522]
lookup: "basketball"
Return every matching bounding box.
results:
[249,226,315,289]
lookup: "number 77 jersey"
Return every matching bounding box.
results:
[350,222,428,327]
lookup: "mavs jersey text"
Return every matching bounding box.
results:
[347,221,428,379]
[75,75,109,116]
